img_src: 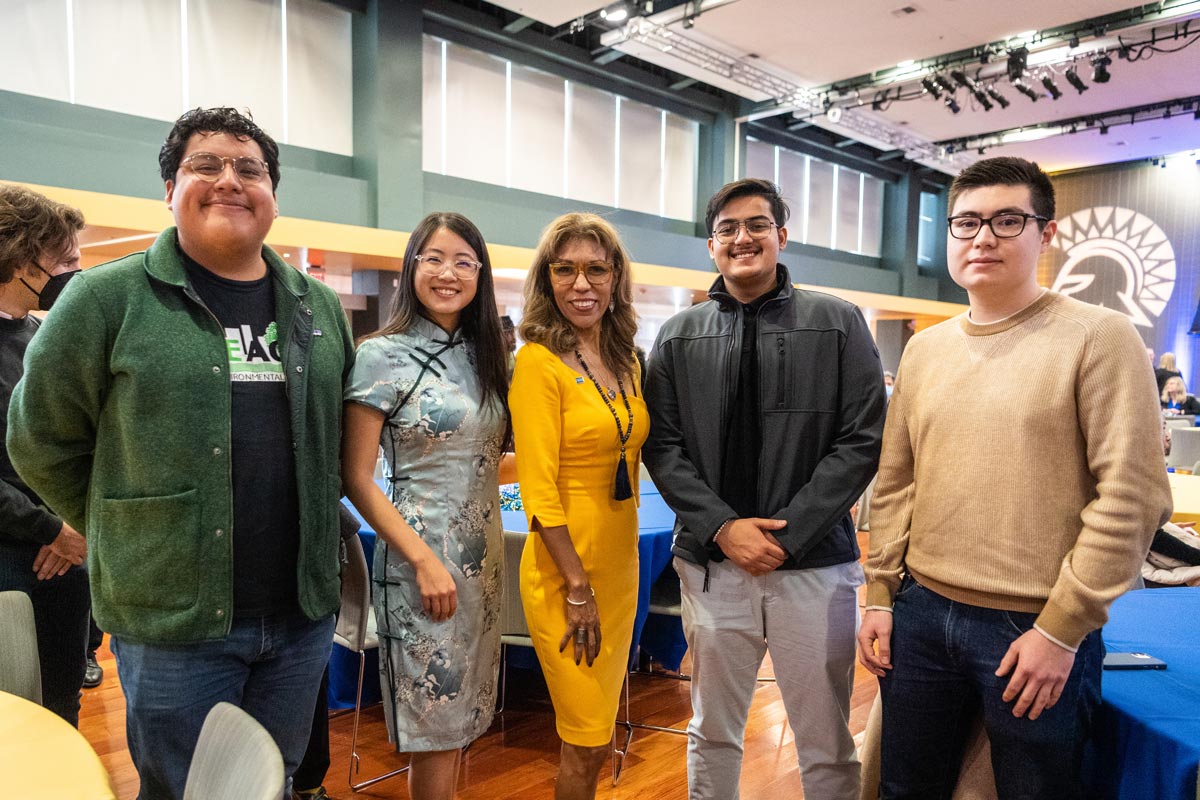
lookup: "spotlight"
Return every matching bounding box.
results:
[944,97,961,114]
[1007,46,1028,81]
[1194,108,1200,120]
[970,87,993,111]
[599,1,632,22]
[934,74,956,95]
[1041,76,1063,100]
[950,69,974,89]
[1099,123,1109,134]
[985,85,1011,109]
[1065,67,1088,94]
[1012,80,1040,102]
[1092,54,1112,83]
[921,77,943,99]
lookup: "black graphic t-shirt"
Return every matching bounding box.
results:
[182,250,300,617]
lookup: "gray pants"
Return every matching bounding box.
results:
[677,558,863,800]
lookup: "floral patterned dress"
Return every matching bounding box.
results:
[344,316,505,751]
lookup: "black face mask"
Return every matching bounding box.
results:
[21,267,78,311]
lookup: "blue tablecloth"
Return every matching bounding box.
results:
[1085,587,1200,800]
[328,484,685,709]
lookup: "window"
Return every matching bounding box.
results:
[744,137,887,257]
[917,191,940,266]
[423,36,699,221]
[0,0,354,155]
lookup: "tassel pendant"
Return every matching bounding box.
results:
[614,450,632,501]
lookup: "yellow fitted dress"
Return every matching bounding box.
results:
[509,343,649,747]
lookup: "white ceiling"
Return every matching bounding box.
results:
[491,0,1200,171]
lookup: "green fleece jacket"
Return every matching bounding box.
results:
[7,228,355,643]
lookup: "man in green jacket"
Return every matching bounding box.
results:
[8,108,354,800]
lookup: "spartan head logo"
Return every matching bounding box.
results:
[1050,207,1176,327]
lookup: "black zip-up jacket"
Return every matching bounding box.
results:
[644,266,886,569]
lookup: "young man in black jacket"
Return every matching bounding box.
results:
[645,178,885,799]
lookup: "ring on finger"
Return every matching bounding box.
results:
[575,628,587,644]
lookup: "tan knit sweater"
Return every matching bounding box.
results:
[864,291,1172,648]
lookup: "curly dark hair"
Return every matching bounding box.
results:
[159,107,281,189]
[948,156,1055,223]
[0,184,85,285]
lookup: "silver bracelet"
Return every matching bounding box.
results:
[565,586,595,606]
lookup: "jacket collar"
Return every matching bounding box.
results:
[142,227,310,300]
[708,264,792,309]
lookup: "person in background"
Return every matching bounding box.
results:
[883,370,895,401]
[501,314,517,377]
[510,213,646,800]
[0,183,88,726]
[645,178,884,800]
[1156,351,1183,394]
[8,108,354,799]
[342,212,512,800]
[858,156,1172,799]
[1161,375,1200,416]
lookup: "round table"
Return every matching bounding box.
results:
[1168,472,1200,524]
[0,690,116,799]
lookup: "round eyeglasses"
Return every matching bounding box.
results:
[712,219,778,244]
[181,153,271,184]
[413,254,482,279]
[948,213,1048,240]
[548,261,614,285]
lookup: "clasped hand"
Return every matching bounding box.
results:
[716,517,788,576]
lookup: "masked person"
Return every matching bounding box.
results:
[0,183,89,726]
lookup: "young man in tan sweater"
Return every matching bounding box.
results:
[857,157,1172,799]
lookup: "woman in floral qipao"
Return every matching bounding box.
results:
[342,212,513,800]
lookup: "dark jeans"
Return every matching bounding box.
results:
[89,615,104,656]
[112,612,334,800]
[293,666,331,792]
[878,576,1103,800]
[0,539,90,726]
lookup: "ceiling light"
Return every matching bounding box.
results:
[599,1,631,23]
[1007,47,1028,81]
[950,69,974,89]
[1099,123,1109,134]
[944,97,961,114]
[1092,54,1112,83]
[973,90,993,111]
[985,86,1011,109]
[1012,80,1040,102]
[933,75,956,95]
[921,77,943,99]
[1041,75,1063,100]
[1065,67,1088,94]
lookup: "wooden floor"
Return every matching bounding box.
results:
[79,534,880,799]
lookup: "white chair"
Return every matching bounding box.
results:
[0,591,41,704]
[497,529,533,714]
[1167,427,1200,471]
[334,534,408,791]
[182,702,284,800]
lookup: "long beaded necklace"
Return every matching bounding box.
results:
[575,349,634,500]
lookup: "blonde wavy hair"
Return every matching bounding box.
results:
[1163,376,1189,404]
[520,213,638,381]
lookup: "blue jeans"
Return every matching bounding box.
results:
[112,612,334,800]
[0,540,90,726]
[878,576,1102,800]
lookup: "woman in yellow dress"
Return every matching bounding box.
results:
[509,213,647,799]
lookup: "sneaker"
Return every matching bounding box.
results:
[83,654,103,688]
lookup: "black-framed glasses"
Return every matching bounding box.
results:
[548,261,614,285]
[712,218,778,244]
[414,254,482,279]
[181,153,271,184]
[947,213,1048,240]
